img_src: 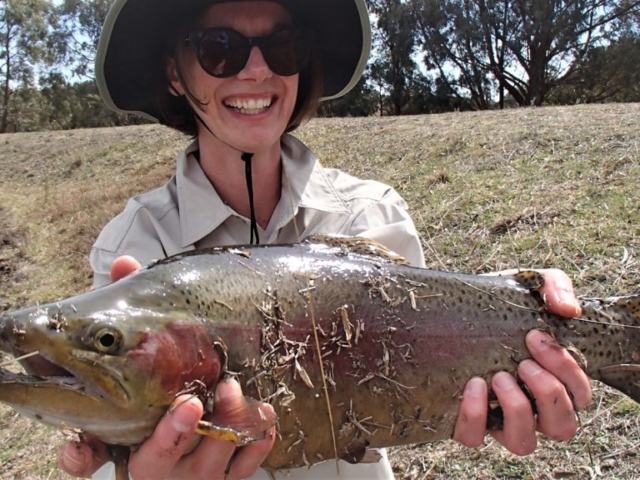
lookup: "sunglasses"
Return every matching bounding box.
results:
[186,27,311,78]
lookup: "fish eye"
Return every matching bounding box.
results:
[93,327,122,354]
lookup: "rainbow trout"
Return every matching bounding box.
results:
[0,236,639,472]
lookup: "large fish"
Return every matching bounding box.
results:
[0,236,639,474]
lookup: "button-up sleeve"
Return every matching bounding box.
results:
[346,187,426,268]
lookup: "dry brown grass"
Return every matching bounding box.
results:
[0,103,639,478]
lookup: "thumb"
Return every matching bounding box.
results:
[110,255,142,282]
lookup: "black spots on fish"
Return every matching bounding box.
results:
[500,306,514,322]
[175,285,217,316]
[614,295,640,318]
[579,335,626,361]
[201,285,214,295]
[512,271,545,292]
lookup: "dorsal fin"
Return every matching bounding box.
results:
[306,235,409,265]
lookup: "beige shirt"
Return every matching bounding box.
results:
[90,133,425,479]
[91,134,425,287]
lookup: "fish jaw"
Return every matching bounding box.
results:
[0,286,223,445]
[0,369,167,445]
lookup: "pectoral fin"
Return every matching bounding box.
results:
[195,395,277,446]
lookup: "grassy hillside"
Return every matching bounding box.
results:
[0,103,638,478]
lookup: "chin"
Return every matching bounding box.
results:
[231,132,285,153]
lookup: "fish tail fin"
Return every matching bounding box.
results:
[196,395,277,446]
[581,294,640,403]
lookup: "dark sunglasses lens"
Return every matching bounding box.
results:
[191,28,310,77]
[195,29,250,78]
[262,29,310,76]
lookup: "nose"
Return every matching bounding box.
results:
[236,45,273,82]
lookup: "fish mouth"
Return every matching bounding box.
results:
[0,350,155,446]
[10,351,74,377]
[0,349,129,404]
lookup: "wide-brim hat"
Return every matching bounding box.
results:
[95,0,371,122]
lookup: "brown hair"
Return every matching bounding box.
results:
[156,14,324,137]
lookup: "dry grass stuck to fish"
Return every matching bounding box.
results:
[0,103,639,478]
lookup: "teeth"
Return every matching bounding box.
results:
[225,98,272,113]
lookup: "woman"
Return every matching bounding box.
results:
[58,0,591,479]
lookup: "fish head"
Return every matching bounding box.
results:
[0,278,223,445]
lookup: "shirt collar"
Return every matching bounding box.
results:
[176,140,234,247]
[177,135,349,247]
[281,134,350,215]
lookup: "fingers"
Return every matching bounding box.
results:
[128,395,204,480]
[454,373,539,455]
[453,377,488,448]
[488,372,537,456]
[58,435,110,478]
[454,365,582,455]
[129,379,276,480]
[518,359,577,441]
[490,268,581,318]
[181,379,276,479]
[487,330,591,453]
[172,379,242,478]
[487,331,590,453]
[526,330,592,410]
[225,424,276,480]
[455,268,589,457]
[537,268,581,318]
[110,255,142,282]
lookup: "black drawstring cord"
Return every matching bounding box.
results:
[191,110,259,244]
[241,152,260,244]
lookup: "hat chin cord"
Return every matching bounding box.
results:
[190,107,260,245]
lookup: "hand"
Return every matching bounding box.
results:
[58,256,277,479]
[452,269,592,455]
[60,382,276,479]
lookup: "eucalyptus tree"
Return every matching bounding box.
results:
[551,35,640,103]
[411,0,640,107]
[58,0,111,79]
[0,0,56,132]
[367,0,427,115]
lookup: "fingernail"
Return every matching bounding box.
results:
[61,445,85,473]
[215,376,239,402]
[519,360,543,377]
[493,372,515,390]
[558,288,581,316]
[171,402,200,433]
[465,377,485,397]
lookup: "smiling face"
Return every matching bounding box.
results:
[168,1,300,154]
